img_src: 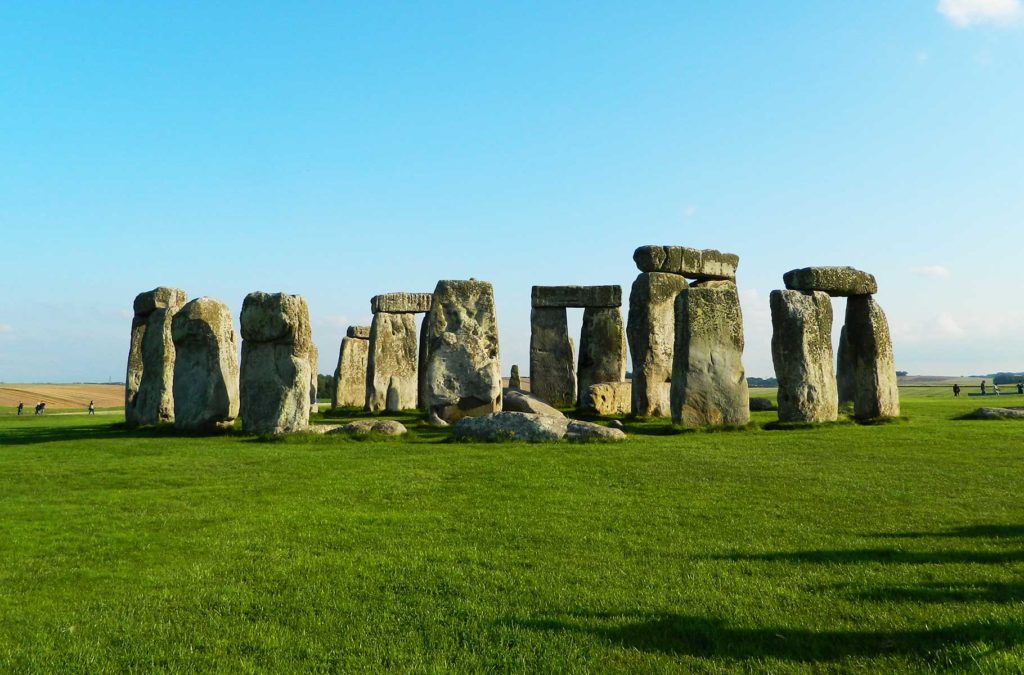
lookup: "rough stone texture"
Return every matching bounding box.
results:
[531,285,622,308]
[577,307,626,402]
[332,336,369,408]
[502,389,565,418]
[452,411,625,442]
[422,280,502,423]
[579,382,632,416]
[309,344,319,414]
[836,325,855,406]
[335,419,409,435]
[633,246,738,280]
[508,365,521,390]
[239,292,313,434]
[670,285,750,427]
[370,293,433,314]
[530,307,577,407]
[347,325,371,339]
[171,297,239,431]
[627,272,689,417]
[125,286,188,427]
[965,407,1024,420]
[770,290,838,423]
[365,312,418,412]
[386,376,401,412]
[783,267,878,297]
[417,313,430,411]
[845,295,900,419]
[749,397,776,412]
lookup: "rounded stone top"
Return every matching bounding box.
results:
[171,297,234,343]
[240,292,310,343]
[133,287,188,316]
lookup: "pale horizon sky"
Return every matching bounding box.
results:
[2,1,1023,383]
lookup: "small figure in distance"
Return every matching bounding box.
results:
[980,380,987,395]
[952,384,960,398]
[88,400,95,415]
[16,401,24,415]
[34,401,44,415]
[1018,382,1023,395]
[993,382,1001,396]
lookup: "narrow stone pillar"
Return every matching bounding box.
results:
[836,324,855,406]
[508,364,521,390]
[332,327,369,408]
[365,312,418,411]
[577,307,626,403]
[626,272,688,417]
[417,313,430,411]
[770,290,837,423]
[171,297,239,431]
[845,296,900,419]
[670,283,750,427]
[529,307,576,406]
[125,286,187,427]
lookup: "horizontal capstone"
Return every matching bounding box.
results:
[531,285,621,308]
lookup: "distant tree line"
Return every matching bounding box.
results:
[969,372,1024,385]
[747,377,777,387]
[317,374,334,400]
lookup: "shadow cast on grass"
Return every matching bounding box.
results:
[849,582,1024,604]
[875,524,1024,540]
[717,548,1024,565]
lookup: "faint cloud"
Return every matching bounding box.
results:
[937,0,1023,27]
[0,324,11,334]
[937,312,966,337]
[916,50,930,63]
[912,265,952,279]
[684,205,697,218]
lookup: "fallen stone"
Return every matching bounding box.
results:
[770,290,838,423]
[366,312,418,412]
[633,246,738,280]
[531,285,622,308]
[749,397,776,412]
[609,419,624,429]
[965,407,1024,420]
[427,410,450,427]
[335,419,408,436]
[125,286,188,427]
[451,411,625,442]
[332,335,369,408]
[530,307,577,407]
[307,424,343,434]
[577,307,626,402]
[503,389,565,418]
[171,297,239,431]
[370,293,433,314]
[566,420,627,441]
[845,296,900,419]
[579,382,632,416]
[783,267,878,297]
[508,364,522,390]
[347,325,371,339]
[627,272,689,417]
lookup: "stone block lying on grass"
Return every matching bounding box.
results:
[964,407,1024,420]
[579,382,631,416]
[749,397,776,411]
[452,411,625,442]
[333,419,409,436]
[502,389,565,418]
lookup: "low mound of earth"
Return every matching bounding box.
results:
[0,384,124,409]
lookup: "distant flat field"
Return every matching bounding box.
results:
[0,384,124,409]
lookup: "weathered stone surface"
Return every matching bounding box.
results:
[531,285,622,308]
[451,411,625,442]
[422,280,502,423]
[633,246,738,280]
[965,407,1024,420]
[508,364,521,390]
[239,292,313,434]
[845,296,900,419]
[783,267,878,297]
[385,376,401,412]
[417,313,430,411]
[577,307,626,402]
[627,272,689,417]
[566,420,627,441]
[749,397,776,411]
[347,325,370,339]
[530,307,576,407]
[365,312,418,412]
[579,382,632,416]
[309,344,319,414]
[370,293,433,314]
[332,336,369,408]
[335,419,408,436]
[670,285,750,427]
[503,389,565,418]
[836,325,855,406]
[171,297,239,431]
[770,290,838,423]
[125,286,187,427]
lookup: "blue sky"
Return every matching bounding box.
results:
[2,1,1023,382]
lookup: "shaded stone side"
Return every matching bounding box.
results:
[125,286,187,427]
[365,312,418,412]
[530,307,576,407]
[670,284,750,427]
[531,285,621,308]
[332,336,369,408]
[370,292,433,314]
[836,324,855,406]
[770,290,838,423]
[171,297,239,431]
[845,295,900,419]
[577,306,626,403]
[633,246,738,280]
[783,267,878,297]
[422,279,502,423]
[626,272,688,417]
[417,313,430,411]
[309,344,319,414]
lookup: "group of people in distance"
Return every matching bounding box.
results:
[953,381,1024,397]
[15,400,95,415]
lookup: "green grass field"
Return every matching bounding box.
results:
[1,389,1022,672]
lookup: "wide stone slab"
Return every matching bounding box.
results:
[531,285,622,308]
[633,246,738,280]
[530,307,577,407]
[366,312,418,412]
[370,293,433,314]
[770,290,838,423]
[845,295,900,419]
[503,389,565,418]
[332,336,369,408]
[125,286,188,427]
[783,267,878,297]
[577,307,626,402]
[171,297,240,431]
[451,411,626,442]
[347,325,371,339]
[626,272,689,417]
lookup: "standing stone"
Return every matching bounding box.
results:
[508,364,522,390]
[366,312,418,411]
[530,307,576,406]
[670,284,750,427]
[239,292,313,434]
[770,290,837,423]
[577,307,626,403]
[332,329,370,408]
[836,324,855,406]
[417,313,430,411]
[171,297,239,431]
[423,279,502,423]
[627,272,688,417]
[386,376,401,412]
[309,344,319,414]
[125,287,187,427]
[845,296,900,419]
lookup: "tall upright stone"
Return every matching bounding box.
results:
[670,283,750,427]
[171,297,239,431]
[417,313,430,411]
[627,272,688,417]
[508,364,522,390]
[845,295,900,419]
[423,279,502,423]
[836,324,855,406]
[530,307,576,406]
[332,327,370,408]
[125,286,188,427]
[577,307,626,403]
[770,290,837,423]
[309,344,320,414]
[366,312,418,411]
[239,292,313,434]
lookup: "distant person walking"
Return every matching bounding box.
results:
[952,384,960,397]
[34,401,45,415]
[980,380,987,395]
[993,383,1001,396]
[88,400,95,415]
[16,402,24,415]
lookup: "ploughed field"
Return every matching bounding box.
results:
[1,389,1022,672]
[0,383,124,410]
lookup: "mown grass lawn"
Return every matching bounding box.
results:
[1,389,1022,672]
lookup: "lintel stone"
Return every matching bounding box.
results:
[783,267,877,297]
[633,246,738,280]
[531,285,621,308]
[347,325,371,339]
[370,293,433,314]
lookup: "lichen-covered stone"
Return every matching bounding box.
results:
[508,365,522,390]
[670,285,750,427]
[239,292,313,434]
[332,335,369,408]
[749,397,775,412]
[845,296,900,419]
[626,272,689,417]
[531,285,622,308]
[366,312,418,412]
[335,419,408,436]
[347,325,371,339]
[770,290,838,423]
[417,313,430,411]
[836,324,855,405]
[783,267,878,297]
[422,279,502,423]
[502,389,565,418]
[125,286,187,427]
[530,307,576,407]
[451,411,625,442]
[633,246,738,280]
[309,343,319,414]
[576,307,626,403]
[579,382,631,416]
[171,297,239,431]
[370,292,433,314]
